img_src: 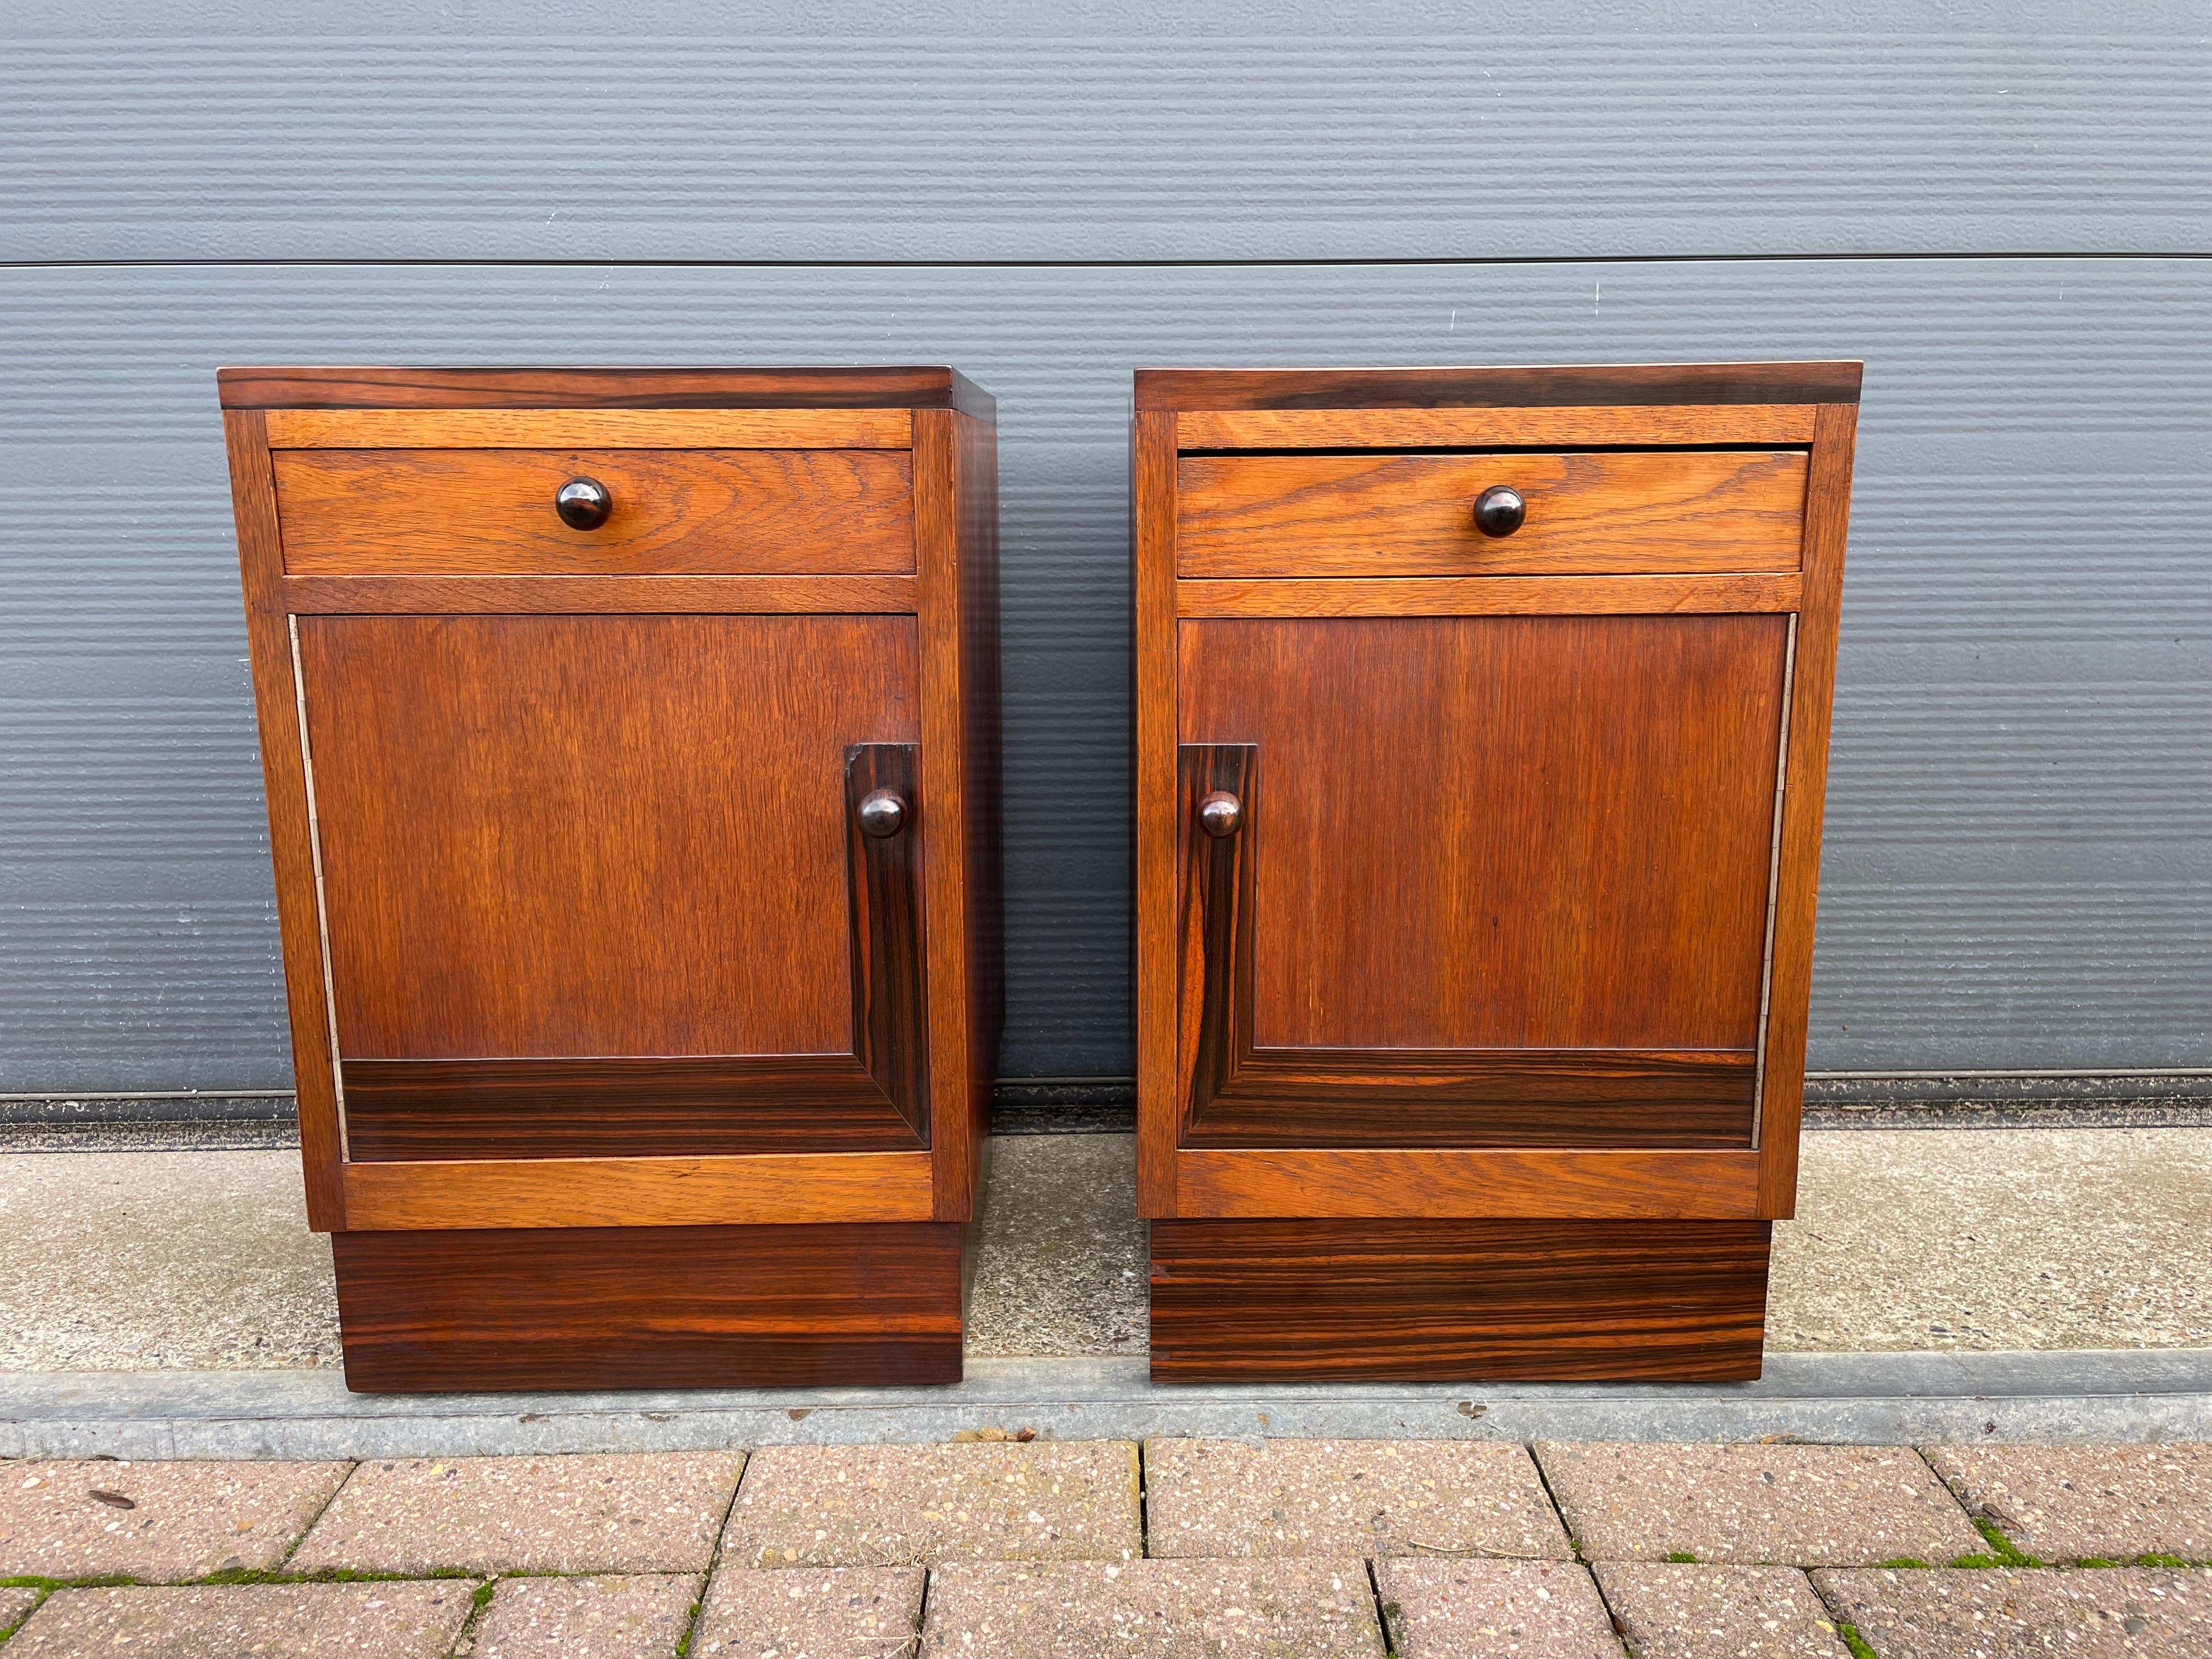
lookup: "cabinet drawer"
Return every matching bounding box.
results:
[1176,449,1806,578]
[274,447,913,575]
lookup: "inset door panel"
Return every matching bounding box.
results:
[295,612,928,1159]
[1177,613,1790,1149]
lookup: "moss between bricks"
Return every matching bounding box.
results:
[1967,1515,2040,1568]
[1838,1622,1880,1659]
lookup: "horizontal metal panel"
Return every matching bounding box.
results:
[0,256,2206,1089]
[5,9,2210,262]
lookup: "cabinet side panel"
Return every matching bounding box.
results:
[223,408,345,1228]
[1759,403,1858,1217]
[914,409,977,1218]
[1132,410,1182,1215]
[955,411,1005,1203]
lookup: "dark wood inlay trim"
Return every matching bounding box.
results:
[1149,1218,1771,1382]
[219,364,995,421]
[342,1054,924,1161]
[1177,738,1758,1149]
[330,1221,963,1391]
[847,742,930,1140]
[1192,1048,1758,1147]
[1136,362,1862,412]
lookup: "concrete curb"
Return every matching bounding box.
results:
[3,1351,2208,1458]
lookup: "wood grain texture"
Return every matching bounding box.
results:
[1759,403,1859,1217]
[1177,743,1255,1124]
[337,743,928,1161]
[341,1054,924,1161]
[1149,1219,1770,1381]
[265,408,913,449]
[1175,405,1818,450]
[222,364,994,418]
[223,410,346,1228]
[1135,362,1864,411]
[1180,617,1788,1051]
[846,743,929,1140]
[297,613,920,1061]
[1173,1147,1764,1219]
[951,409,1006,1216]
[331,1221,963,1390]
[1176,572,1802,617]
[340,1149,937,1228]
[1189,1051,1757,1148]
[274,448,913,576]
[1176,696,1760,1155]
[1176,450,1807,578]
[912,409,977,1221]
[1132,409,1182,1217]
[280,573,918,614]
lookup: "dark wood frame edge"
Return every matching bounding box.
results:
[1135,361,1863,411]
[219,365,996,422]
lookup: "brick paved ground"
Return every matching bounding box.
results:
[2,1441,2210,1655]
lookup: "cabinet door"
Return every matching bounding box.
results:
[1177,613,1791,1150]
[294,612,926,1161]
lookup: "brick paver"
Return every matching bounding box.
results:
[471,1573,702,1658]
[0,1587,39,1634]
[0,1458,349,1579]
[290,1453,744,1574]
[1143,1438,1572,1561]
[1594,1562,1852,1658]
[1816,1566,2212,1657]
[1373,1559,1618,1658]
[6,1580,477,1657]
[692,1566,926,1657]
[1537,1441,1985,1565]
[920,1558,1384,1657]
[1928,1443,2212,1562]
[725,1442,1140,1567]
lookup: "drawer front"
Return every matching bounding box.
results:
[1176,449,1806,578]
[274,447,913,575]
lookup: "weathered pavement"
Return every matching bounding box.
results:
[3,1441,2211,1654]
[5,1128,2212,1372]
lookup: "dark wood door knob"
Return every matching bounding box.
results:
[554,476,612,529]
[857,788,909,838]
[1197,791,1243,838]
[1472,485,1526,537]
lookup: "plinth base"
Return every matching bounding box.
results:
[331,1221,964,1392]
[1149,1218,1770,1383]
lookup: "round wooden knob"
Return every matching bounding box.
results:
[1197,791,1243,839]
[555,477,612,530]
[1472,485,1526,537]
[857,788,908,838]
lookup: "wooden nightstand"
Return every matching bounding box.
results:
[220,366,1001,1391]
[1132,363,1860,1381]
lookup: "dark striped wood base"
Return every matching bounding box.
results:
[1148,1218,1770,1383]
[331,1221,964,1392]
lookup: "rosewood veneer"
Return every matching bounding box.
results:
[221,366,1000,1391]
[1133,362,1860,1381]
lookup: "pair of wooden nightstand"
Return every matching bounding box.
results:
[221,360,1858,1392]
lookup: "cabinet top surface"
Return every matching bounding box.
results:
[218,364,995,420]
[1133,361,1862,412]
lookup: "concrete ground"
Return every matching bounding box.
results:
[3,1440,2211,1655]
[2,1127,2209,1372]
